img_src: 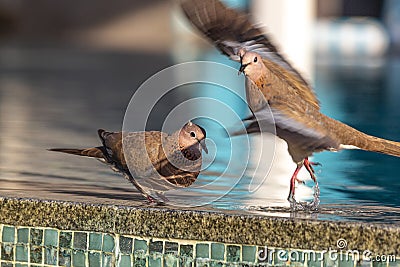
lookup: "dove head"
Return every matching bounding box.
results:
[238,50,264,81]
[179,122,208,154]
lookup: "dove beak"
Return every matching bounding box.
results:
[199,139,208,154]
[238,63,248,75]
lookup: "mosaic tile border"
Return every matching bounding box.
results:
[0,224,398,267]
[1,198,400,257]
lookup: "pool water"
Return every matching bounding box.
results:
[1,44,400,223]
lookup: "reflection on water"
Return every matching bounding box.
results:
[1,45,400,223]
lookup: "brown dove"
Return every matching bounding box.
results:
[49,122,208,203]
[181,0,400,205]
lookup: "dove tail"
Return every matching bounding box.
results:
[359,135,400,158]
[338,123,400,157]
[48,147,105,159]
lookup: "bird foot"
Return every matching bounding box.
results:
[288,183,320,212]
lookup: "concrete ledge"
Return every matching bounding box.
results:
[0,197,399,255]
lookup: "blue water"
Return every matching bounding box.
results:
[1,44,400,222]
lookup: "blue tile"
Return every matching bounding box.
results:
[388,259,400,267]
[15,245,28,262]
[134,239,148,253]
[103,234,115,253]
[242,245,256,263]
[102,253,115,267]
[120,236,133,254]
[45,247,58,265]
[17,228,29,244]
[30,246,43,264]
[2,226,15,243]
[149,257,162,267]
[88,252,101,267]
[164,253,179,267]
[133,249,147,267]
[226,245,240,262]
[73,232,88,250]
[196,244,209,258]
[59,248,71,267]
[149,241,163,253]
[1,243,14,261]
[89,233,102,251]
[30,229,43,246]
[119,254,132,267]
[165,242,178,254]
[211,243,224,261]
[73,250,86,267]
[44,229,58,247]
[59,232,72,248]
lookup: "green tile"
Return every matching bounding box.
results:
[30,246,43,264]
[164,253,178,267]
[59,248,72,267]
[1,263,13,267]
[120,236,133,254]
[89,233,102,251]
[73,250,86,267]
[180,244,193,258]
[180,245,194,267]
[119,255,132,267]
[88,252,101,267]
[103,253,115,267]
[16,245,28,262]
[30,229,43,246]
[59,231,72,248]
[242,245,256,263]
[149,240,163,253]
[307,253,323,267]
[373,261,388,267]
[44,229,58,247]
[1,243,14,261]
[17,228,29,244]
[149,257,162,267]
[196,243,209,258]
[324,255,338,267]
[2,226,15,243]
[133,249,147,267]
[15,264,28,267]
[74,232,88,250]
[103,234,115,253]
[45,246,58,265]
[338,258,354,267]
[388,259,400,267]
[226,245,240,262]
[134,239,148,252]
[165,242,178,254]
[211,243,225,261]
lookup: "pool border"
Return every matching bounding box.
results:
[0,197,399,255]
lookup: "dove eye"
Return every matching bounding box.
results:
[253,57,258,63]
[190,131,196,138]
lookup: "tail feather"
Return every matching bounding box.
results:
[362,136,400,158]
[48,147,105,159]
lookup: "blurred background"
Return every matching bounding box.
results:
[1,0,400,219]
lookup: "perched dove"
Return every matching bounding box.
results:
[49,122,208,203]
[181,0,400,205]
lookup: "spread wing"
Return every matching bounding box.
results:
[244,97,339,159]
[180,0,317,105]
